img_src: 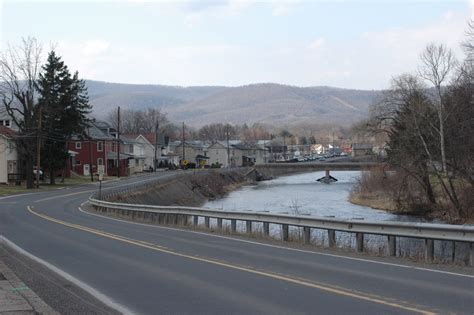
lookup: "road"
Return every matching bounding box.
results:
[1,172,473,314]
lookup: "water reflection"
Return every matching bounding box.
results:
[205,171,421,222]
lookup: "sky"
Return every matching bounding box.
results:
[0,0,472,89]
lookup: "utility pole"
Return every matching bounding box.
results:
[154,122,159,172]
[35,105,42,188]
[332,132,335,155]
[88,127,94,182]
[226,125,230,168]
[182,122,185,164]
[117,106,121,178]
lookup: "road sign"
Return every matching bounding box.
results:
[98,165,105,176]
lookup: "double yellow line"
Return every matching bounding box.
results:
[27,206,435,315]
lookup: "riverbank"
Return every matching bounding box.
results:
[115,169,250,207]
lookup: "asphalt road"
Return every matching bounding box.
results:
[0,171,473,314]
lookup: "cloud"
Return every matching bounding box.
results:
[81,40,110,57]
[308,38,326,50]
[271,0,299,16]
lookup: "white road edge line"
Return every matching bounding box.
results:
[0,235,135,315]
[78,203,474,279]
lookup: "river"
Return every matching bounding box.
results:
[205,170,420,222]
[203,170,468,263]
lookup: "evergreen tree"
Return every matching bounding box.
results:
[37,51,91,184]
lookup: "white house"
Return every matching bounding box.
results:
[135,134,155,171]
[0,126,18,184]
[207,141,268,167]
[207,141,229,167]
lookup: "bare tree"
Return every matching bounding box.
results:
[0,37,42,188]
[107,107,168,134]
[418,43,457,173]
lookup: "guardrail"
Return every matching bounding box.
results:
[89,197,474,266]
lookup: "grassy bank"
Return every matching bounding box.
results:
[0,176,94,197]
[349,167,474,223]
[113,169,249,207]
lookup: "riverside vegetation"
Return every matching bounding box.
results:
[350,22,474,223]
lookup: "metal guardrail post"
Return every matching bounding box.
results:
[328,229,336,248]
[193,215,199,226]
[470,243,473,267]
[246,221,252,234]
[303,227,311,245]
[282,224,289,241]
[263,222,270,236]
[425,239,434,262]
[88,198,474,265]
[388,235,396,256]
[205,217,210,228]
[217,218,223,229]
[356,233,364,252]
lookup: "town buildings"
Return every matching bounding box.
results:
[0,126,18,184]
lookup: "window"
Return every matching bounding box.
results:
[1,120,11,127]
[76,160,81,165]
[75,142,82,149]
[97,158,104,166]
[97,141,104,152]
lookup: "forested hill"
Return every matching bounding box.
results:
[86,81,380,127]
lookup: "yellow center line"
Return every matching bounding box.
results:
[27,205,435,315]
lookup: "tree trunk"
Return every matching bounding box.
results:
[25,158,34,189]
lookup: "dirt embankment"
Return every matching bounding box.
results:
[114,170,249,207]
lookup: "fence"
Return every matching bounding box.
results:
[88,197,474,266]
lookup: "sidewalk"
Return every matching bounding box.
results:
[0,260,57,314]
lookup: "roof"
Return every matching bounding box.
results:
[232,142,266,151]
[208,141,228,149]
[0,126,17,139]
[142,133,167,146]
[352,143,373,150]
[107,152,135,160]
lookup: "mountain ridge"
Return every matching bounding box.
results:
[86,80,381,127]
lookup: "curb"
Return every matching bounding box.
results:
[0,259,58,314]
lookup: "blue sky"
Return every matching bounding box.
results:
[1,0,472,89]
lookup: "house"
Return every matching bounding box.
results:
[0,111,19,131]
[121,136,147,174]
[67,121,129,177]
[0,126,18,184]
[265,140,288,162]
[231,142,267,166]
[170,140,208,165]
[207,141,229,167]
[142,133,171,169]
[207,141,268,167]
[351,143,374,157]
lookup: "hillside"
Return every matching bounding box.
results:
[86,81,380,127]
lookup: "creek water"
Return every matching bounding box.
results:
[203,171,469,264]
[205,171,419,222]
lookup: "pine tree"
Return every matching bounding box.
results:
[37,51,91,184]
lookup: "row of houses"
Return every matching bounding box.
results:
[0,120,270,183]
[0,116,379,184]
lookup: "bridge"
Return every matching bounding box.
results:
[253,161,383,178]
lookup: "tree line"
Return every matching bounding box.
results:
[360,22,474,221]
[0,38,91,188]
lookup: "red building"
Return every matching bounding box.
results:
[67,121,129,177]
